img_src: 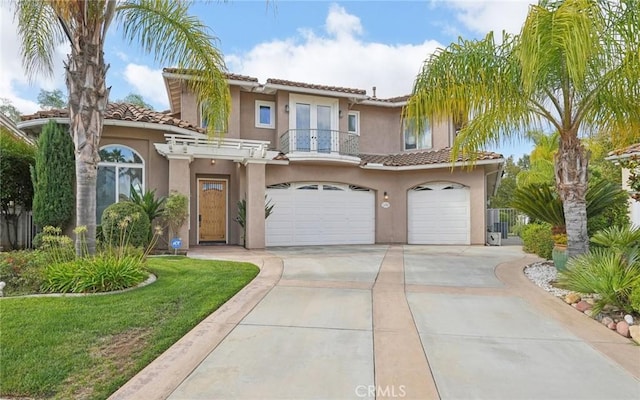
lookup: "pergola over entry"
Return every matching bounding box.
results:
[154,133,287,249]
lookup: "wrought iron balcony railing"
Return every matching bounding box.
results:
[279,129,359,157]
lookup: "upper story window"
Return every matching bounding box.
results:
[348,111,359,135]
[97,145,144,221]
[255,100,275,129]
[403,119,432,151]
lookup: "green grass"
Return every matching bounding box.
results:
[0,256,259,399]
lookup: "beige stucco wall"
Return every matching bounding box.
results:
[239,91,277,144]
[265,163,488,245]
[355,104,403,154]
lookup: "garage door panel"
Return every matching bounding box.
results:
[408,184,470,245]
[266,183,375,246]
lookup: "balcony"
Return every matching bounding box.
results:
[279,129,359,160]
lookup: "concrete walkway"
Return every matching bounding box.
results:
[110,245,640,400]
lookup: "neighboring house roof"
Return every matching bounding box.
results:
[608,143,640,159]
[20,103,205,134]
[0,113,36,145]
[360,148,503,167]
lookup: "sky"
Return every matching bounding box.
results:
[0,0,535,158]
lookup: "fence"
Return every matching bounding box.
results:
[0,210,37,250]
[486,208,529,239]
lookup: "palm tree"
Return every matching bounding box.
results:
[14,0,231,254]
[517,131,558,187]
[405,0,640,256]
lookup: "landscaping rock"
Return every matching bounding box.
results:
[607,322,617,330]
[630,326,640,345]
[616,321,630,338]
[584,309,593,317]
[575,300,592,312]
[564,293,581,304]
[624,314,634,325]
[585,298,595,305]
[601,317,614,326]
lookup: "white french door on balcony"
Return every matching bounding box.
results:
[291,94,338,153]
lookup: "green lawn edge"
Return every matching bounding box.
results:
[0,256,259,399]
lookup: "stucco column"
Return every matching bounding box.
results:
[168,156,192,249]
[245,162,266,249]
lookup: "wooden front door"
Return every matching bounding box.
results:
[198,179,226,242]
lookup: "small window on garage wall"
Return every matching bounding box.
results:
[255,100,275,129]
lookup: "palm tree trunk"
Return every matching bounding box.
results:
[555,136,589,257]
[66,21,109,255]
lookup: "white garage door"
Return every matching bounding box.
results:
[266,182,375,246]
[408,182,470,245]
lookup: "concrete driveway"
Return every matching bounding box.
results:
[111,245,640,400]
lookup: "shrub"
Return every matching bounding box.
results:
[0,250,47,295]
[32,226,75,263]
[42,254,147,293]
[31,120,75,229]
[0,129,35,249]
[590,225,640,251]
[557,248,640,315]
[130,186,165,241]
[101,202,150,248]
[163,191,189,239]
[630,283,640,314]
[520,223,554,259]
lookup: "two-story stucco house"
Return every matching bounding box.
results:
[19,70,504,249]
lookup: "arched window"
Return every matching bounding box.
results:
[96,145,144,220]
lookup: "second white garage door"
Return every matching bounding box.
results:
[266,182,375,246]
[408,182,470,245]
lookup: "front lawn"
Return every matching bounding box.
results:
[0,256,259,399]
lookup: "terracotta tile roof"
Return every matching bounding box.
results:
[266,78,367,96]
[21,103,206,133]
[359,148,503,167]
[162,68,258,82]
[610,143,640,157]
[369,95,411,103]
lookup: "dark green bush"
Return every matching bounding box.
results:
[101,202,150,248]
[0,250,47,295]
[520,223,554,259]
[31,120,75,229]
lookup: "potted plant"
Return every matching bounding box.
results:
[551,232,569,271]
[162,191,189,254]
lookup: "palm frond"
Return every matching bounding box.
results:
[511,184,565,230]
[116,0,230,136]
[405,32,531,163]
[13,0,67,80]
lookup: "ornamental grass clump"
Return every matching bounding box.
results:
[42,221,161,294]
[558,225,640,315]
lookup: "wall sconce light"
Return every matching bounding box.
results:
[210,159,216,165]
[339,110,343,118]
[384,191,389,201]
[284,104,289,113]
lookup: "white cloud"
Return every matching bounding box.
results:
[225,4,442,98]
[122,64,168,109]
[0,6,67,114]
[445,0,531,37]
